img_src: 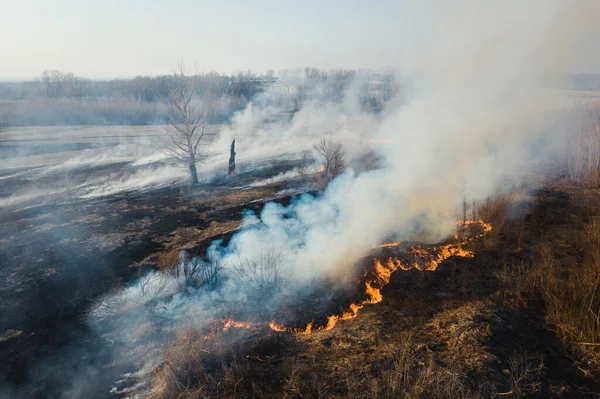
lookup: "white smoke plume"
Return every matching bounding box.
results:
[92,0,600,341]
[81,0,600,395]
[208,0,600,279]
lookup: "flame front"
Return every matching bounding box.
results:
[222,319,253,331]
[214,220,490,336]
[371,241,401,249]
[269,320,314,334]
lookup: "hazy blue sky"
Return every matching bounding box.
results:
[1,0,599,79]
[1,0,406,79]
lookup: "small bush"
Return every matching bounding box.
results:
[231,249,290,311]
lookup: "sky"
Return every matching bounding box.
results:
[1,0,599,80]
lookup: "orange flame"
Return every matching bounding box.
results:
[268,320,286,332]
[455,219,492,234]
[371,241,401,249]
[269,320,314,334]
[215,219,491,336]
[323,303,364,330]
[222,319,253,331]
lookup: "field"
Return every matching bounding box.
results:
[2,115,600,398]
[4,0,600,397]
[0,125,320,396]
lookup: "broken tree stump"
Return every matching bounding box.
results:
[228,139,236,175]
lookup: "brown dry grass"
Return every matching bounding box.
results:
[566,106,600,188]
[148,118,600,397]
[156,250,180,273]
[494,181,600,372]
[541,218,600,370]
[198,187,277,210]
[151,327,294,399]
[280,303,498,399]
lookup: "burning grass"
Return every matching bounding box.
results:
[142,219,498,397]
[142,183,600,398]
[261,219,491,334]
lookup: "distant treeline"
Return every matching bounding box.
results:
[3,69,595,128]
[0,68,398,127]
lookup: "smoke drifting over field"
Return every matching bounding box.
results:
[3,0,600,397]
[209,0,599,277]
[72,1,600,395]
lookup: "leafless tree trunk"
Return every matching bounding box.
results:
[167,63,217,184]
[313,138,347,184]
[228,139,236,175]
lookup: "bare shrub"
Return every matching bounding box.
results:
[89,272,174,329]
[472,193,512,230]
[157,251,224,292]
[313,138,346,185]
[506,351,544,397]
[176,256,224,292]
[232,249,290,302]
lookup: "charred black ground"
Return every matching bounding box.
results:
[3,146,600,398]
[0,155,305,393]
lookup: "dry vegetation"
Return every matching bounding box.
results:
[497,185,600,373]
[137,107,600,398]
[147,185,600,397]
[152,328,296,399]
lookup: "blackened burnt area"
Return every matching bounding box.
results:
[0,190,209,387]
[0,180,317,392]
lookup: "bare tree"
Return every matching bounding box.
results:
[41,70,66,98]
[64,73,87,99]
[40,70,87,99]
[167,63,217,184]
[313,138,347,184]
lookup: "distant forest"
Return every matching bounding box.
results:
[0,70,598,128]
[0,68,397,127]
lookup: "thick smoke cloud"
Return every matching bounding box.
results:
[6,1,600,397]
[208,0,600,279]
